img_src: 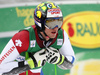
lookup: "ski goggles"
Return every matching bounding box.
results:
[45,17,63,29]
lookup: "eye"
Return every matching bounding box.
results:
[47,4,52,8]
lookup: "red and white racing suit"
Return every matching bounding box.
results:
[0,25,75,75]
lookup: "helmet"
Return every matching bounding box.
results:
[34,1,63,31]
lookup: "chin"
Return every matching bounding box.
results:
[49,34,57,39]
[50,36,56,39]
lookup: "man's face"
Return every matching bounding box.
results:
[45,27,58,38]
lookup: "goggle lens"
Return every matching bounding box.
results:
[45,18,63,29]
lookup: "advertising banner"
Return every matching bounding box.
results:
[0,6,35,32]
[0,2,100,75]
[61,3,100,75]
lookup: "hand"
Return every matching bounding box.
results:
[46,47,65,65]
[27,49,48,69]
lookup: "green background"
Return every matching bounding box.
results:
[0,3,100,75]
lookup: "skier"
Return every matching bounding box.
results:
[0,1,75,75]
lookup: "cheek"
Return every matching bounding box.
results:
[45,29,51,34]
[46,30,51,35]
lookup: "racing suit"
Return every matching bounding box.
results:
[0,25,75,75]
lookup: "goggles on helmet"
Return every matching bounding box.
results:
[45,17,63,29]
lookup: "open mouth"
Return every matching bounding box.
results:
[51,32,56,34]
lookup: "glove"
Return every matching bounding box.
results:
[26,49,48,69]
[46,47,65,65]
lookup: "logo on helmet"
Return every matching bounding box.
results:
[47,3,57,9]
[36,11,42,18]
[47,9,62,17]
[37,2,58,12]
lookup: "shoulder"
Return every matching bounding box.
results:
[59,28,69,39]
[12,30,29,53]
[12,30,29,39]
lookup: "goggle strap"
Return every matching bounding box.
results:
[45,25,50,29]
[43,30,48,36]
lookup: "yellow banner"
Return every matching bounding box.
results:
[62,11,100,48]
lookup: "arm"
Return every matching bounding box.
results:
[58,30,75,69]
[46,30,75,70]
[0,31,30,74]
[0,39,27,74]
[1,48,48,75]
[0,30,49,75]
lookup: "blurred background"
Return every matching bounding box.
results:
[0,0,100,75]
[0,0,99,4]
